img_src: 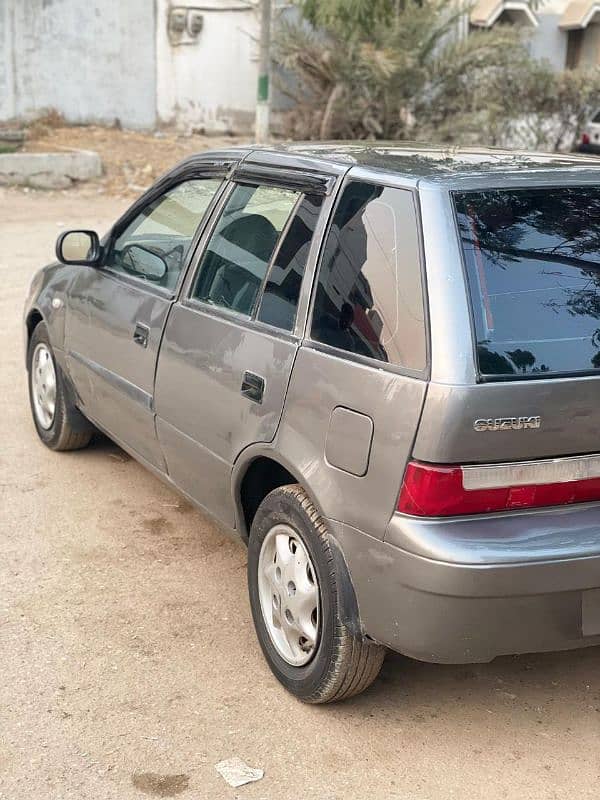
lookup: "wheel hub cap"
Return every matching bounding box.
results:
[31,343,57,430]
[257,523,321,666]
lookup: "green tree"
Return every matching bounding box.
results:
[506,348,536,373]
[276,0,534,140]
[275,0,600,148]
[298,0,397,39]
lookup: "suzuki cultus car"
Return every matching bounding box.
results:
[24,143,600,702]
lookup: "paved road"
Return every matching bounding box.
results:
[2,187,599,800]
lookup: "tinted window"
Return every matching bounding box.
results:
[455,187,600,378]
[310,181,425,370]
[257,194,324,331]
[192,183,299,316]
[107,179,222,290]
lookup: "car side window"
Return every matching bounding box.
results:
[105,178,223,291]
[257,194,324,332]
[191,183,299,316]
[310,180,426,371]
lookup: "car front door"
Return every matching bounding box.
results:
[153,162,341,525]
[65,164,229,468]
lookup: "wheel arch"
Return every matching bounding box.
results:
[232,447,364,638]
[234,451,299,543]
[232,447,326,543]
[25,308,44,365]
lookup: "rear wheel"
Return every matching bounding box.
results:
[27,322,94,451]
[248,484,386,703]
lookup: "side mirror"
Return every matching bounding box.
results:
[121,244,168,282]
[56,230,101,266]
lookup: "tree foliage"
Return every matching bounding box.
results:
[275,0,600,148]
[297,0,398,39]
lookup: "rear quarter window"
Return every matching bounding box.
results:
[310,180,426,371]
[454,187,600,379]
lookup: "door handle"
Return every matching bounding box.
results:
[241,371,265,404]
[133,322,149,348]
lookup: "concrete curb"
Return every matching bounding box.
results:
[0,149,103,188]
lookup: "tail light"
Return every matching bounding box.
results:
[397,458,600,517]
[582,132,591,145]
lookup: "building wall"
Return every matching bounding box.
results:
[468,0,600,71]
[155,0,259,133]
[526,0,600,71]
[578,21,600,65]
[529,12,568,70]
[0,0,156,129]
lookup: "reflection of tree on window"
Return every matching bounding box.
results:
[456,187,600,378]
[506,348,536,374]
[477,345,516,375]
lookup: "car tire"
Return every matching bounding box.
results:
[248,484,386,703]
[27,321,94,451]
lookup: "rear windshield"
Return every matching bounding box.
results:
[454,187,600,379]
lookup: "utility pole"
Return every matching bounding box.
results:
[255,0,272,143]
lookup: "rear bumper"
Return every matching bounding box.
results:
[327,506,600,663]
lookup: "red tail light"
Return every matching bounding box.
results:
[397,459,600,517]
[582,132,591,145]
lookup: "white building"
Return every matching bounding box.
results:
[0,0,267,132]
[469,0,600,70]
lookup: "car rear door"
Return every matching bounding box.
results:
[273,168,430,540]
[153,158,344,525]
[65,157,234,467]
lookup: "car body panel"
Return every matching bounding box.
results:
[65,268,171,467]
[385,502,600,564]
[413,376,600,463]
[273,345,427,540]
[327,517,600,662]
[418,185,475,385]
[24,263,77,357]
[154,304,300,525]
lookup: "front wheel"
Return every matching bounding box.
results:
[248,484,386,703]
[27,321,94,451]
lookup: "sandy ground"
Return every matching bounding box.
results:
[21,123,245,198]
[2,185,600,800]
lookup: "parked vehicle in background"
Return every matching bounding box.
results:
[578,110,600,153]
[23,143,600,703]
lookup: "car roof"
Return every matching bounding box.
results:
[182,141,600,189]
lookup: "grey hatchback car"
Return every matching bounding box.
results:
[24,143,600,702]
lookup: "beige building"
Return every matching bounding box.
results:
[468,0,600,70]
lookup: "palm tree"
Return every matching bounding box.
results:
[276,0,536,141]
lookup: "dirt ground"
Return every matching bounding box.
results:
[2,183,600,800]
[21,122,245,197]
